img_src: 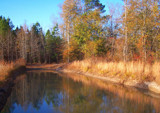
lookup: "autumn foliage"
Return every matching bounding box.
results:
[0,0,159,64]
[60,0,159,62]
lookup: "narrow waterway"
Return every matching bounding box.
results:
[1,71,160,113]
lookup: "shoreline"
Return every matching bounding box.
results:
[0,66,26,111]
[60,69,160,94]
[26,63,160,94]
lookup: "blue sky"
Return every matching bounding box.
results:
[0,0,123,32]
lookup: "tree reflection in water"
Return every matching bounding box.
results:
[1,71,160,113]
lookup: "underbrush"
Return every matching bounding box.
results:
[67,58,160,84]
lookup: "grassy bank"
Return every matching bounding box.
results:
[25,60,160,93]
[66,58,160,85]
[0,59,26,111]
[0,59,26,83]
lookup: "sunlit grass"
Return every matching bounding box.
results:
[67,58,160,83]
[0,61,13,81]
[0,59,26,81]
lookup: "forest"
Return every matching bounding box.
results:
[0,1,160,111]
[0,0,159,64]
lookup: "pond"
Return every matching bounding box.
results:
[1,71,160,113]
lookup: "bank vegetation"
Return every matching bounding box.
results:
[0,59,26,82]
[67,58,160,85]
[0,0,159,88]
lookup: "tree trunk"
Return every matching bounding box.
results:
[123,0,128,62]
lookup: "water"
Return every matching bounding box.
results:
[1,71,160,113]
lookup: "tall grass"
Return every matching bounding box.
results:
[0,59,26,81]
[67,58,160,84]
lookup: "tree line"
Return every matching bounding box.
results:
[0,0,159,63]
[61,0,160,62]
[0,17,63,63]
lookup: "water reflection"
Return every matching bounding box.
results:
[1,71,160,113]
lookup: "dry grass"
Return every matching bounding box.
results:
[67,58,160,84]
[0,61,13,81]
[0,59,26,81]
